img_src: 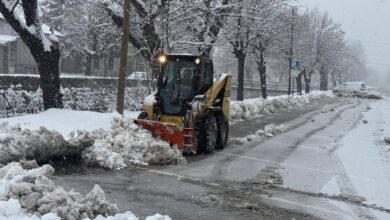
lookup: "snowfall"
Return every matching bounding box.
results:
[0,91,334,219]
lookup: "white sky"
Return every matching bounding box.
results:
[297,0,390,74]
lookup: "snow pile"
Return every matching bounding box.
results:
[82,117,185,170]
[230,91,333,123]
[0,162,171,220]
[0,122,84,164]
[0,109,122,140]
[232,124,288,145]
[0,116,185,169]
[0,162,117,219]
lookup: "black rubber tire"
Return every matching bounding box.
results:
[138,111,148,119]
[198,115,217,154]
[216,114,229,149]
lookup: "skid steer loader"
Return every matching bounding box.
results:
[135,53,232,154]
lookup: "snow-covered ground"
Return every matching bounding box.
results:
[259,96,390,219]
[0,109,121,139]
[0,109,139,139]
[0,109,184,169]
[0,92,332,170]
[335,98,390,211]
[0,162,171,220]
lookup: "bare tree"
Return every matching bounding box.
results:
[102,0,231,80]
[0,0,62,109]
[225,0,289,100]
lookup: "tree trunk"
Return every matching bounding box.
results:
[257,53,267,99]
[36,50,63,109]
[86,54,92,76]
[319,67,328,91]
[296,71,303,95]
[116,0,130,114]
[331,72,337,88]
[236,53,245,101]
[303,68,311,93]
[288,58,292,95]
[0,0,63,110]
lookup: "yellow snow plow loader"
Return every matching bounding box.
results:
[135,54,232,154]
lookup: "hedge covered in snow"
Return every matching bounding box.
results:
[0,85,148,118]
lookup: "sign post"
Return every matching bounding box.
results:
[291,59,302,96]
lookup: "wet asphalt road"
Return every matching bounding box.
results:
[51,97,343,220]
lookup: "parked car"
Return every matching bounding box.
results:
[333,82,366,93]
[127,72,148,80]
[333,82,381,99]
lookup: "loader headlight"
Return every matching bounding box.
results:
[158,55,167,64]
[195,57,201,65]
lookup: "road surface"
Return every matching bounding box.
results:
[52,96,390,219]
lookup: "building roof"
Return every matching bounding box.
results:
[0,34,17,45]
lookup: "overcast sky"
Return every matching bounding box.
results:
[297,0,390,75]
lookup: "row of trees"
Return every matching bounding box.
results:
[0,0,368,108]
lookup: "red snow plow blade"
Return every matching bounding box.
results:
[134,119,197,153]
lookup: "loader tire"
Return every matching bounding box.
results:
[198,115,217,154]
[216,114,228,149]
[138,111,148,119]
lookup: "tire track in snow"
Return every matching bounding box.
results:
[208,100,349,180]
[329,101,379,220]
[270,186,390,215]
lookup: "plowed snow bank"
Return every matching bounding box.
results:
[0,162,171,220]
[230,91,333,123]
[82,118,186,170]
[231,123,288,145]
[0,117,185,169]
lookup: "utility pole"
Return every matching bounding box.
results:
[116,0,130,114]
[288,7,296,95]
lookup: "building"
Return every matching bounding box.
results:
[0,14,148,77]
[0,15,63,74]
[61,44,147,77]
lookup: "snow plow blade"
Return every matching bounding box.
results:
[134,119,197,154]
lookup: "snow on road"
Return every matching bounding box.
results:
[246,97,390,219]
[336,98,390,210]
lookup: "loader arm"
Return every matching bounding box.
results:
[203,74,232,118]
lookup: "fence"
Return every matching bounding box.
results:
[0,74,150,118]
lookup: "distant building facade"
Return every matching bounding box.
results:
[0,16,147,77]
[0,16,64,74]
[61,44,147,77]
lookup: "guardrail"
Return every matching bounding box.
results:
[231,80,289,91]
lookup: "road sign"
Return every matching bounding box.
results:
[291,59,301,69]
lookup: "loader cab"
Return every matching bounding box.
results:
[156,54,214,116]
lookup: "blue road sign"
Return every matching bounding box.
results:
[291,59,301,69]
